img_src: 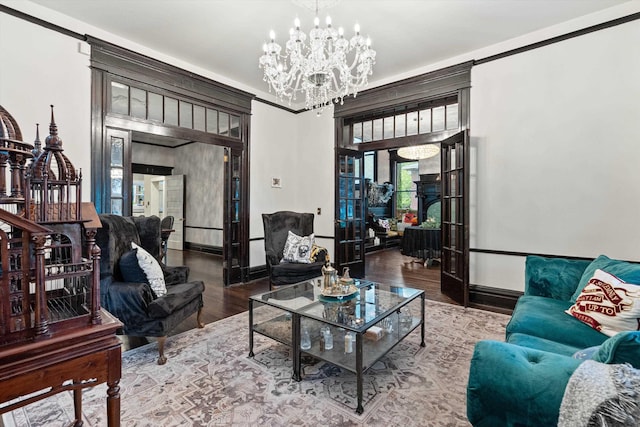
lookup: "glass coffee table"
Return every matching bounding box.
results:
[248,278,425,414]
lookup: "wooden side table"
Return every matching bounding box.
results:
[0,309,123,426]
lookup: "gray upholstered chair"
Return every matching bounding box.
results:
[262,211,327,289]
[95,214,204,365]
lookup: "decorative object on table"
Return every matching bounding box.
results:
[340,267,354,284]
[321,326,334,350]
[320,262,358,298]
[344,331,354,353]
[403,212,416,224]
[300,327,311,350]
[321,261,338,292]
[365,326,384,341]
[399,306,413,333]
[258,0,376,114]
[420,216,440,229]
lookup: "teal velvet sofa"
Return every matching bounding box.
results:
[467,255,640,427]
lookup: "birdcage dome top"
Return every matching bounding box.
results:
[27,106,78,182]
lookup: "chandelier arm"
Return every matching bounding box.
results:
[259,10,375,113]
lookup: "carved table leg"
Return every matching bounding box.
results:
[157,336,167,365]
[106,379,121,427]
[196,307,205,328]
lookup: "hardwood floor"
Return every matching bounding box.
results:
[120,247,457,351]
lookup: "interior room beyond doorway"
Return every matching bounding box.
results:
[131,131,225,257]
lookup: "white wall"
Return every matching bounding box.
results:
[470,19,640,291]
[248,101,335,267]
[0,12,92,201]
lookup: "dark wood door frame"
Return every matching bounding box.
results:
[334,62,471,284]
[88,38,254,285]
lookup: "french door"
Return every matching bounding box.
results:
[334,148,365,278]
[223,147,244,286]
[440,130,469,306]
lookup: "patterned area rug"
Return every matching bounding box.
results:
[3,300,508,426]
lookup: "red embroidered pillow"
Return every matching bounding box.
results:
[565,269,640,337]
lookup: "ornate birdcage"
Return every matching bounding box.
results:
[24,105,82,224]
[0,105,101,346]
[0,105,35,212]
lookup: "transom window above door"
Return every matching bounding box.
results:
[350,101,459,144]
[110,81,242,139]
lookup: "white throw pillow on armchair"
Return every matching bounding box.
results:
[131,241,167,297]
[281,231,315,264]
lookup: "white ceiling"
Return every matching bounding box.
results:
[27,0,631,108]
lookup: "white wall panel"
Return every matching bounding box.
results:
[470,20,640,291]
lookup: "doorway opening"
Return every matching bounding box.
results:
[131,131,225,262]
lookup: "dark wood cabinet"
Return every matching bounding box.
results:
[415,173,441,224]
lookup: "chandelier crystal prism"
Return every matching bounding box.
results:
[259,4,376,113]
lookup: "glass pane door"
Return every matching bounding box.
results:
[335,148,365,277]
[224,147,244,285]
[440,131,468,306]
[105,128,131,215]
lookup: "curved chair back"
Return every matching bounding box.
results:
[262,211,314,263]
[160,216,174,240]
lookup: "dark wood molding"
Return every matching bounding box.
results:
[105,115,244,151]
[184,242,223,256]
[475,12,640,65]
[131,139,197,149]
[254,97,303,114]
[0,4,84,40]
[185,225,223,231]
[334,62,473,118]
[248,264,269,281]
[86,36,255,114]
[469,285,520,314]
[131,163,173,176]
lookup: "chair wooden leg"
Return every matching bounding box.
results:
[157,336,167,365]
[196,307,205,328]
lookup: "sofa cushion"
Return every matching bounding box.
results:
[524,256,590,301]
[571,254,640,302]
[119,249,148,284]
[132,242,167,297]
[566,269,640,337]
[592,331,640,368]
[148,281,205,319]
[506,296,608,349]
[467,340,582,427]
[508,332,582,357]
[271,261,324,286]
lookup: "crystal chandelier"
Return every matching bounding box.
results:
[258,1,376,114]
